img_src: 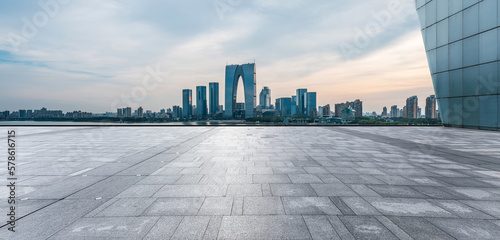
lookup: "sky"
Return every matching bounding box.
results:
[0,0,434,114]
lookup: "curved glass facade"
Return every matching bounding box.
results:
[416,0,500,130]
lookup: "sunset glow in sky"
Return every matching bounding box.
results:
[0,0,434,114]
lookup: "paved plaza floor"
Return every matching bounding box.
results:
[1,126,500,239]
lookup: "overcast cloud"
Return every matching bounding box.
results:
[0,0,432,113]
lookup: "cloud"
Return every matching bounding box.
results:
[0,0,432,113]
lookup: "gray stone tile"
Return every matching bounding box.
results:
[231,197,243,215]
[289,174,324,183]
[218,216,311,239]
[171,216,211,240]
[174,174,203,184]
[282,197,341,215]
[203,216,223,240]
[115,184,163,198]
[1,199,105,240]
[246,167,273,174]
[51,217,158,239]
[303,215,341,240]
[270,184,318,196]
[272,167,307,174]
[336,174,384,184]
[243,197,285,215]
[316,174,343,183]
[303,166,330,174]
[226,184,262,197]
[329,196,355,215]
[430,200,495,219]
[340,216,398,240]
[96,198,156,216]
[388,216,454,240]
[198,197,233,215]
[461,200,500,218]
[199,175,253,185]
[137,175,181,185]
[434,177,496,188]
[375,216,413,240]
[341,196,381,215]
[310,183,358,197]
[153,185,227,197]
[253,174,291,184]
[427,218,500,240]
[348,184,381,197]
[367,185,428,198]
[144,198,204,215]
[365,198,454,217]
[326,216,356,240]
[143,216,183,240]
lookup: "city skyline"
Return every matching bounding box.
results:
[0,0,433,114]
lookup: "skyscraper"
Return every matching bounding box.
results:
[416,0,499,130]
[306,92,317,117]
[382,107,388,117]
[391,105,398,118]
[123,107,132,117]
[322,104,331,117]
[196,86,208,117]
[279,97,292,117]
[296,89,307,116]
[426,95,437,119]
[406,96,418,119]
[291,95,297,116]
[209,82,219,115]
[259,86,272,109]
[137,107,144,118]
[182,89,192,119]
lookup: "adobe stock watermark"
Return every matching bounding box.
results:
[339,0,413,60]
[4,0,70,53]
[212,0,243,21]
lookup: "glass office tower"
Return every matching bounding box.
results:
[416,0,500,130]
[209,82,219,115]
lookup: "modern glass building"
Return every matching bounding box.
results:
[259,86,272,109]
[224,64,256,119]
[196,86,208,117]
[296,89,308,116]
[209,82,219,115]
[279,97,292,117]
[416,0,500,130]
[182,89,192,119]
[306,92,317,117]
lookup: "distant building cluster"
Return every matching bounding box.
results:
[1,64,440,123]
[384,95,438,120]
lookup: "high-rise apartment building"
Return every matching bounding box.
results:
[196,86,208,117]
[209,82,219,115]
[416,0,499,129]
[406,96,418,119]
[391,105,399,118]
[382,107,388,117]
[137,107,144,118]
[182,89,192,119]
[426,95,437,119]
[335,100,363,118]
